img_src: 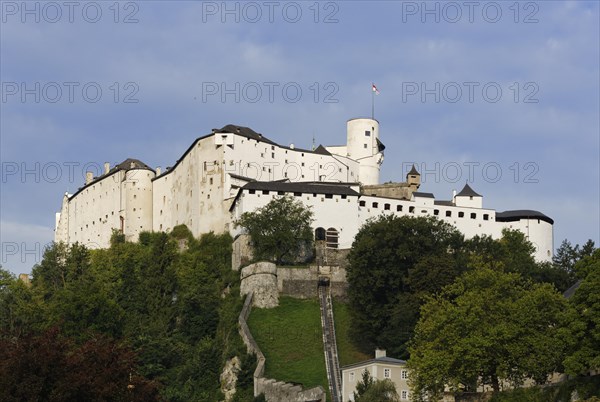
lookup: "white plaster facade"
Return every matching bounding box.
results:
[54,118,554,262]
[341,350,411,402]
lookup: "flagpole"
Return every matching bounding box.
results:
[371,85,375,119]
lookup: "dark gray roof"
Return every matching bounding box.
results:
[413,192,435,198]
[341,356,407,370]
[313,145,332,155]
[434,200,454,206]
[376,138,386,152]
[456,183,482,197]
[407,164,420,176]
[70,158,154,199]
[243,181,360,196]
[496,210,554,225]
[563,280,582,299]
[216,124,278,145]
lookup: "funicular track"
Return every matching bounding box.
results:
[318,278,342,402]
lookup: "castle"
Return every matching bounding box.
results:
[54,117,554,262]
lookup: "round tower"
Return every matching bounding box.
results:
[346,118,384,185]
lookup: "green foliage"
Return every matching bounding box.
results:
[563,249,600,376]
[0,228,243,401]
[356,378,400,402]
[235,195,314,264]
[346,215,465,358]
[0,326,160,401]
[354,369,374,400]
[408,268,570,400]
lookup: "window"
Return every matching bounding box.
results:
[249,189,256,194]
[397,205,403,212]
[458,211,464,218]
[401,390,409,400]
[372,202,379,208]
[325,194,333,199]
[409,206,415,213]
[326,228,339,249]
[277,191,285,195]
[384,368,391,378]
[434,209,439,216]
[315,227,326,241]
[271,152,275,158]
[359,200,366,207]
[483,214,489,221]
[294,192,302,197]
[470,213,476,219]
[262,190,269,195]
[209,178,213,185]
[446,210,452,217]
[401,370,408,379]
[349,371,355,382]
[364,144,368,148]
[365,130,371,136]
[341,194,347,199]
[384,203,390,210]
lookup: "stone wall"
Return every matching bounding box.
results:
[240,262,279,308]
[278,265,348,300]
[315,241,350,268]
[238,293,326,402]
[232,234,254,271]
[362,181,417,200]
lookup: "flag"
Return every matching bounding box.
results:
[372,83,380,95]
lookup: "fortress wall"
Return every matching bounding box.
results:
[277,265,348,300]
[240,262,279,308]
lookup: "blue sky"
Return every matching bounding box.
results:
[1,0,599,274]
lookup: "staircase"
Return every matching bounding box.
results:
[318,280,342,402]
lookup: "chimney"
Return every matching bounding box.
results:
[375,349,386,358]
[452,189,457,203]
[86,171,93,184]
[290,143,295,149]
[130,161,135,169]
[156,167,161,175]
[104,162,110,174]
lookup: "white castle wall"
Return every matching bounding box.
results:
[55,167,154,248]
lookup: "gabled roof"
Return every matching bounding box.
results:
[413,192,435,199]
[216,124,278,146]
[496,210,554,225]
[456,183,481,197]
[313,145,332,155]
[341,356,407,371]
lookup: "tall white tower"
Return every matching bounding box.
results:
[346,118,384,185]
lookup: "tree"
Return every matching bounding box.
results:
[563,249,600,376]
[0,327,160,401]
[346,215,465,357]
[353,370,399,402]
[408,268,570,401]
[235,195,314,264]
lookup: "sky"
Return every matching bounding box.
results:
[1,0,599,275]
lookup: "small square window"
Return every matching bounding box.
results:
[434,209,439,216]
[483,214,489,221]
[249,189,255,194]
[446,210,452,217]
[359,200,366,207]
[365,130,371,136]
[262,190,269,195]
[397,205,403,212]
[409,206,415,213]
[384,203,390,210]
[458,212,465,218]
[294,192,302,197]
[364,144,368,148]
[384,368,391,378]
[471,213,476,219]
[372,202,378,208]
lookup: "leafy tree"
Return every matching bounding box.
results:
[353,370,399,402]
[346,215,465,357]
[0,326,160,401]
[408,268,570,400]
[563,249,600,375]
[235,195,314,264]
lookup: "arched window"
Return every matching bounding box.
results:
[315,227,326,241]
[326,228,339,249]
